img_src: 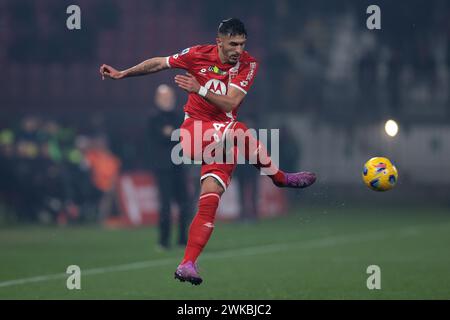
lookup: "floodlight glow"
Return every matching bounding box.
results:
[385,119,398,137]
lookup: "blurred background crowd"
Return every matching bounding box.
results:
[0,114,121,224]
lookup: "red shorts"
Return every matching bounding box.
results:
[180,117,237,190]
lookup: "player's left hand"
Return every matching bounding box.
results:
[174,72,200,94]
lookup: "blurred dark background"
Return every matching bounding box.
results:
[1,0,449,225]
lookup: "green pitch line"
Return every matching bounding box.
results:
[0,226,420,288]
[0,205,449,299]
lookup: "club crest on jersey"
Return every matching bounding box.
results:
[229,62,240,80]
[205,79,227,95]
[208,65,227,76]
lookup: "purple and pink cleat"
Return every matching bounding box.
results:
[174,261,203,285]
[276,171,317,188]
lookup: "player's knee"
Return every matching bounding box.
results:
[229,121,259,149]
[200,177,225,195]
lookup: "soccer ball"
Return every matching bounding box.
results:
[362,157,398,191]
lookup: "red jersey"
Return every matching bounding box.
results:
[166,44,258,122]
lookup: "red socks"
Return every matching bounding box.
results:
[271,170,287,187]
[182,192,221,264]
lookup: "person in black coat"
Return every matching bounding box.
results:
[146,84,191,249]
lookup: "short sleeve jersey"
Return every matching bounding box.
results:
[167,44,258,122]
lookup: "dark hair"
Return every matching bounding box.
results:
[218,18,247,37]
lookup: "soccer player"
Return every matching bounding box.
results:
[100,18,316,285]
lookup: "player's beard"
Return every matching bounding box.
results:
[228,54,239,64]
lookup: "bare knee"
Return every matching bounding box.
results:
[200,177,225,196]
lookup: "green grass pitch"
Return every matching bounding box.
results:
[1,205,449,299]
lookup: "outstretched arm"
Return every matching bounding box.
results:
[100,57,169,80]
[174,73,245,113]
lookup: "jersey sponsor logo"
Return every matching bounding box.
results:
[181,48,190,55]
[246,62,257,81]
[208,65,227,76]
[205,79,227,95]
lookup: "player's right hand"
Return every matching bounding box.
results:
[99,64,123,80]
